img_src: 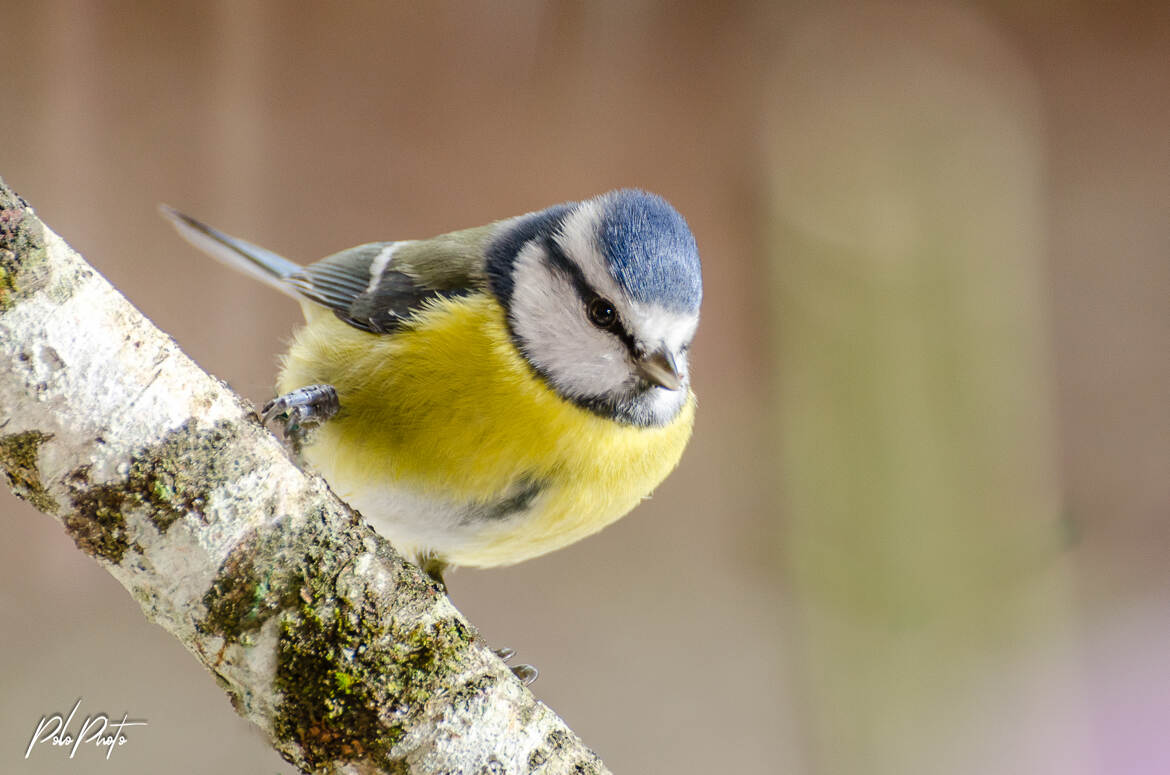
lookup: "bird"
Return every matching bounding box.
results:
[160,190,702,589]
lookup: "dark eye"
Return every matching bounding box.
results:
[587,297,618,329]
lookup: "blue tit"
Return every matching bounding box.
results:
[161,190,701,578]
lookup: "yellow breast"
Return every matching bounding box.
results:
[278,293,695,567]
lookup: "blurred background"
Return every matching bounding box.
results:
[1,2,1167,773]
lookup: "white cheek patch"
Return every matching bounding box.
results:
[509,242,631,398]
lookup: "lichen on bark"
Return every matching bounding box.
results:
[0,430,57,512]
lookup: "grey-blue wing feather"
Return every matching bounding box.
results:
[292,241,479,334]
[161,207,489,330]
[288,243,387,313]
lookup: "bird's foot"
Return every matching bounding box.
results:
[261,384,339,453]
[494,647,538,685]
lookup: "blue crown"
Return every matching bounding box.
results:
[598,190,702,313]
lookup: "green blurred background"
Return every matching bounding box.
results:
[1,2,1167,773]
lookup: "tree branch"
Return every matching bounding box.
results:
[0,178,608,775]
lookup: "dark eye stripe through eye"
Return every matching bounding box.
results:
[541,236,593,299]
[542,236,637,353]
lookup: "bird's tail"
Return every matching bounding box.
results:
[159,204,303,298]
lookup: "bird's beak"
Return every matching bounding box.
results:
[635,350,683,391]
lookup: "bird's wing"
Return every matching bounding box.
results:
[291,225,494,334]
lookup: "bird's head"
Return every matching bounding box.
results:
[487,190,702,426]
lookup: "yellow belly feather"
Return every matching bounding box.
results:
[278,293,695,567]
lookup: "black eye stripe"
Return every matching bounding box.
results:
[542,236,593,300]
[542,236,638,354]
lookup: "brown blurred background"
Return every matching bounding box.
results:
[1,2,1167,773]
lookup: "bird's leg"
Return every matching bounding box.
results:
[261,384,340,456]
[417,551,449,591]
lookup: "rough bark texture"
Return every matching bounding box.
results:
[0,177,609,775]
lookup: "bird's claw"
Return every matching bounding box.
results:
[493,646,538,685]
[511,664,539,685]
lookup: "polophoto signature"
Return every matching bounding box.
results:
[25,698,148,761]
